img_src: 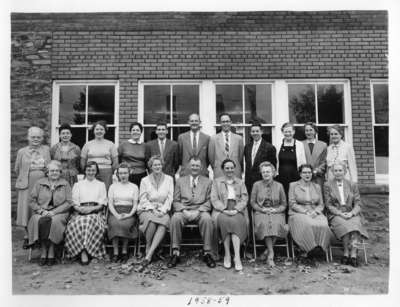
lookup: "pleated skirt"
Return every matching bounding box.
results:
[217,212,247,243]
[107,206,138,240]
[254,212,288,240]
[330,215,369,240]
[27,212,69,245]
[64,213,106,259]
[289,213,334,252]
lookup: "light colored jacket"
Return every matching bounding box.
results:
[173,175,212,212]
[288,180,324,215]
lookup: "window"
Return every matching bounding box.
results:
[140,82,200,141]
[215,83,273,143]
[371,81,389,181]
[288,82,346,144]
[52,81,119,148]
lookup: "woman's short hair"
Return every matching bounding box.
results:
[45,160,62,176]
[129,122,143,133]
[327,125,344,137]
[298,164,314,173]
[281,122,295,132]
[116,162,131,180]
[91,120,108,132]
[147,155,163,169]
[28,126,44,137]
[84,161,100,175]
[58,123,72,133]
[331,161,348,174]
[259,161,276,174]
[221,158,236,170]
[304,122,318,134]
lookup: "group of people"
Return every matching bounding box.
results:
[14,113,368,272]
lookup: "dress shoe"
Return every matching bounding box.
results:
[111,254,119,263]
[341,256,349,265]
[23,238,29,250]
[120,253,129,264]
[39,257,47,266]
[203,253,216,268]
[47,258,56,266]
[167,254,180,268]
[138,259,151,272]
[223,257,231,269]
[349,257,358,267]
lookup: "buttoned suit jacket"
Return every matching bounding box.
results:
[178,131,210,177]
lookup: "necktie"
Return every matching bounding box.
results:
[224,133,230,157]
[192,132,197,156]
[308,142,314,154]
[160,140,165,159]
[251,142,258,165]
[192,177,197,198]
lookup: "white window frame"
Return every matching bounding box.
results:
[370,79,389,184]
[51,80,120,146]
[138,79,352,151]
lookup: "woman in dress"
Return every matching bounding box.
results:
[288,164,333,257]
[81,120,118,190]
[15,126,51,249]
[277,122,306,199]
[27,160,72,266]
[50,123,81,186]
[326,125,358,183]
[302,122,327,192]
[211,159,248,271]
[107,162,139,263]
[64,161,107,265]
[250,162,288,267]
[118,122,147,187]
[137,155,174,271]
[324,162,368,267]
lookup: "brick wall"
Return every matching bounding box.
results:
[10,12,388,207]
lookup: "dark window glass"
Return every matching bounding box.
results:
[172,127,191,142]
[59,86,86,125]
[317,84,344,124]
[87,86,115,124]
[88,127,115,143]
[244,126,272,144]
[373,84,388,124]
[293,126,306,141]
[172,85,199,124]
[216,85,242,124]
[143,85,170,124]
[244,84,272,124]
[316,126,330,144]
[288,84,315,123]
[69,127,87,149]
[374,126,389,174]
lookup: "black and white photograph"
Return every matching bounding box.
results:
[2,0,399,305]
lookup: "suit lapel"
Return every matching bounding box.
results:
[311,141,322,162]
[303,140,312,163]
[252,139,264,167]
[163,139,171,156]
[184,132,192,152]
[343,180,351,203]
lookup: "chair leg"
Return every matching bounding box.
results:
[285,237,290,259]
[325,249,329,263]
[362,243,368,264]
[291,238,295,259]
[28,247,32,262]
[329,246,333,262]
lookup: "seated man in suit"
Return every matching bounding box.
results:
[168,156,216,268]
[209,113,244,179]
[145,123,179,177]
[178,113,210,177]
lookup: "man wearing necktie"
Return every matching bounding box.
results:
[168,157,216,268]
[208,113,244,179]
[145,123,179,177]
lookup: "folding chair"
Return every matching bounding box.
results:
[250,210,292,260]
[328,238,368,264]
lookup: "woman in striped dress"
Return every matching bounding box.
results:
[324,162,368,267]
[288,164,333,257]
[250,162,288,267]
[65,161,108,265]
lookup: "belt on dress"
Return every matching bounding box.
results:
[80,202,98,206]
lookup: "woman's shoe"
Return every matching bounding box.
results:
[120,253,129,264]
[223,257,231,269]
[111,254,119,263]
[22,238,29,250]
[341,256,349,265]
[234,259,243,271]
[39,257,47,266]
[138,259,150,272]
[349,257,358,267]
[47,258,56,266]
[267,258,275,268]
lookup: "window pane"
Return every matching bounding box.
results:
[244,126,272,144]
[69,127,87,149]
[88,127,115,143]
[316,126,330,144]
[59,85,86,125]
[374,126,388,174]
[244,84,272,124]
[172,127,190,142]
[373,84,388,124]
[317,84,344,124]
[143,85,170,124]
[216,85,242,124]
[293,126,306,141]
[87,86,115,125]
[288,84,315,123]
[172,85,199,124]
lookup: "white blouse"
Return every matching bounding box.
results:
[326,140,358,183]
[108,182,139,207]
[72,179,107,206]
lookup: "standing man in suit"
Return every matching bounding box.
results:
[209,113,244,179]
[168,156,216,268]
[244,122,277,196]
[178,113,210,177]
[302,122,327,192]
[145,123,179,177]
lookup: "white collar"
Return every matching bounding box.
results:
[307,139,316,144]
[128,139,142,145]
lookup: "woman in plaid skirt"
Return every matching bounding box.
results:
[65,161,108,265]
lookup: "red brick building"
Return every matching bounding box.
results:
[10,11,388,205]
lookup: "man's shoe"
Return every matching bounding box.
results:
[167,254,180,268]
[47,258,56,266]
[39,257,47,266]
[340,256,349,265]
[349,257,358,267]
[203,253,216,268]
[138,259,151,272]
